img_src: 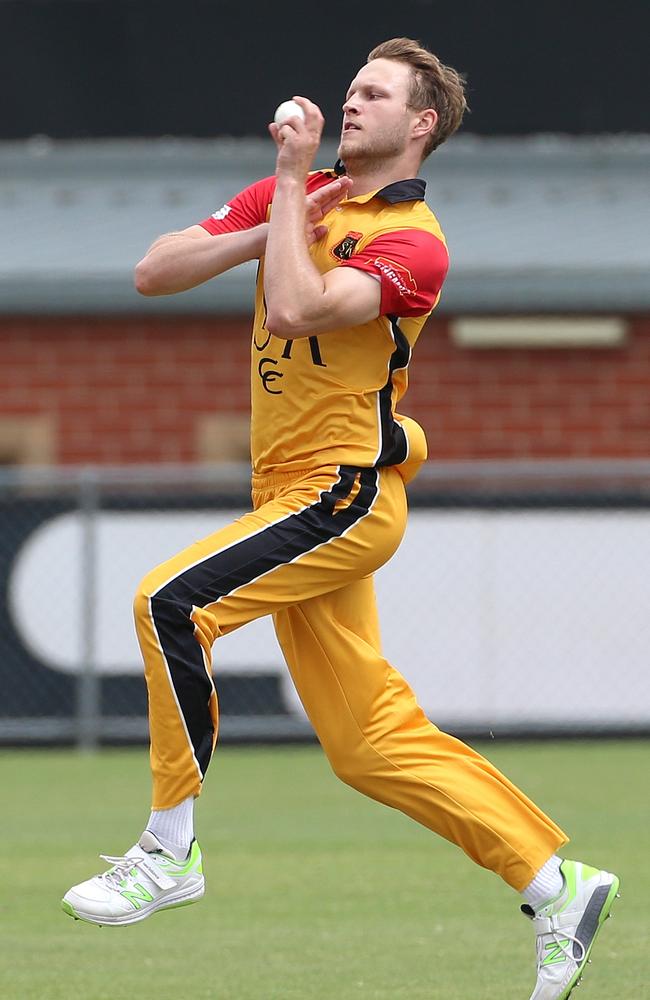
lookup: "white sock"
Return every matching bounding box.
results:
[521,855,564,911]
[146,796,194,860]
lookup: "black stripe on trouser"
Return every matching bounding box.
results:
[376,314,411,467]
[149,466,379,777]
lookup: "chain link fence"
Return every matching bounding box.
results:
[2,461,650,746]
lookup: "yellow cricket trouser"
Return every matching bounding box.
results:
[133,463,567,890]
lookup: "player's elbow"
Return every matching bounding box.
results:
[134,257,164,296]
[134,258,155,296]
[264,308,302,339]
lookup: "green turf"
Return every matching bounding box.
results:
[0,741,647,999]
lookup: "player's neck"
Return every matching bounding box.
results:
[344,153,423,199]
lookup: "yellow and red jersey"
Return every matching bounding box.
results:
[199,168,449,477]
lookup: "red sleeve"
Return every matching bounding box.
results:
[341,229,449,317]
[197,170,334,236]
[198,175,277,235]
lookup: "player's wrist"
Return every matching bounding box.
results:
[275,171,306,191]
[248,223,269,256]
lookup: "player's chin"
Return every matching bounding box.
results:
[338,133,367,158]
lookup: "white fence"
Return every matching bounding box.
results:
[2,461,649,745]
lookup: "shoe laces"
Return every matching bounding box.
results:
[97,853,144,889]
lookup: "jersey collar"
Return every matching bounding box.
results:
[332,160,426,204]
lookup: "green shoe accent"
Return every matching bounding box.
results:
[541,938,571,967]
[155,840,202,878]
[557,860,603,914]
[558,859,577,912]
[61,899,79,920]
[120,882,155,910]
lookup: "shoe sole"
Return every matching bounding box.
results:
[61,879,205,926]
[558,875,620,1000]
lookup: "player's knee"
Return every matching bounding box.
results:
[326,744,374,794]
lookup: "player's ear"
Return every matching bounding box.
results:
[411,108,437,143]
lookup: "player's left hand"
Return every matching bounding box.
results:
[305,176,352,244]
[269,97,324,179]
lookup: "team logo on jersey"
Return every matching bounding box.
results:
[373,256,417,296]
[211,204,231,221]
[331,231,363,261]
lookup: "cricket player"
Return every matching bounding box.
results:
[62,38,619,1000]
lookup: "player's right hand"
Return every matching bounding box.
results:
[269,96,324,180]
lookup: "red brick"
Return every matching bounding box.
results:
[2,314,650,463]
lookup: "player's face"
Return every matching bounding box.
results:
[339,59,416,163]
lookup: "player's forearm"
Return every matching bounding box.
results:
[134,225,268,296]
[264,177,328,337]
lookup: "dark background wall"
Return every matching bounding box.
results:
[2,0,648,140]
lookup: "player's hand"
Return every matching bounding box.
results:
[305,176,352,244]
[269,96,324,180]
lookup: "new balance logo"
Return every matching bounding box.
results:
[121,883,154,910]
[541,939,570,966]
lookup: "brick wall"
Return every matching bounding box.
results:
[1,315,649,464]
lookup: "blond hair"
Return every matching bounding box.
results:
[368,38,468,157]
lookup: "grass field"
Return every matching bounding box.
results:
[1,741,648,1000]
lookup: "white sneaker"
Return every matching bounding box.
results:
[61,830,205,926]
[522,859,620,1000]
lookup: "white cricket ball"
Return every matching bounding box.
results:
[274,100,305,126]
